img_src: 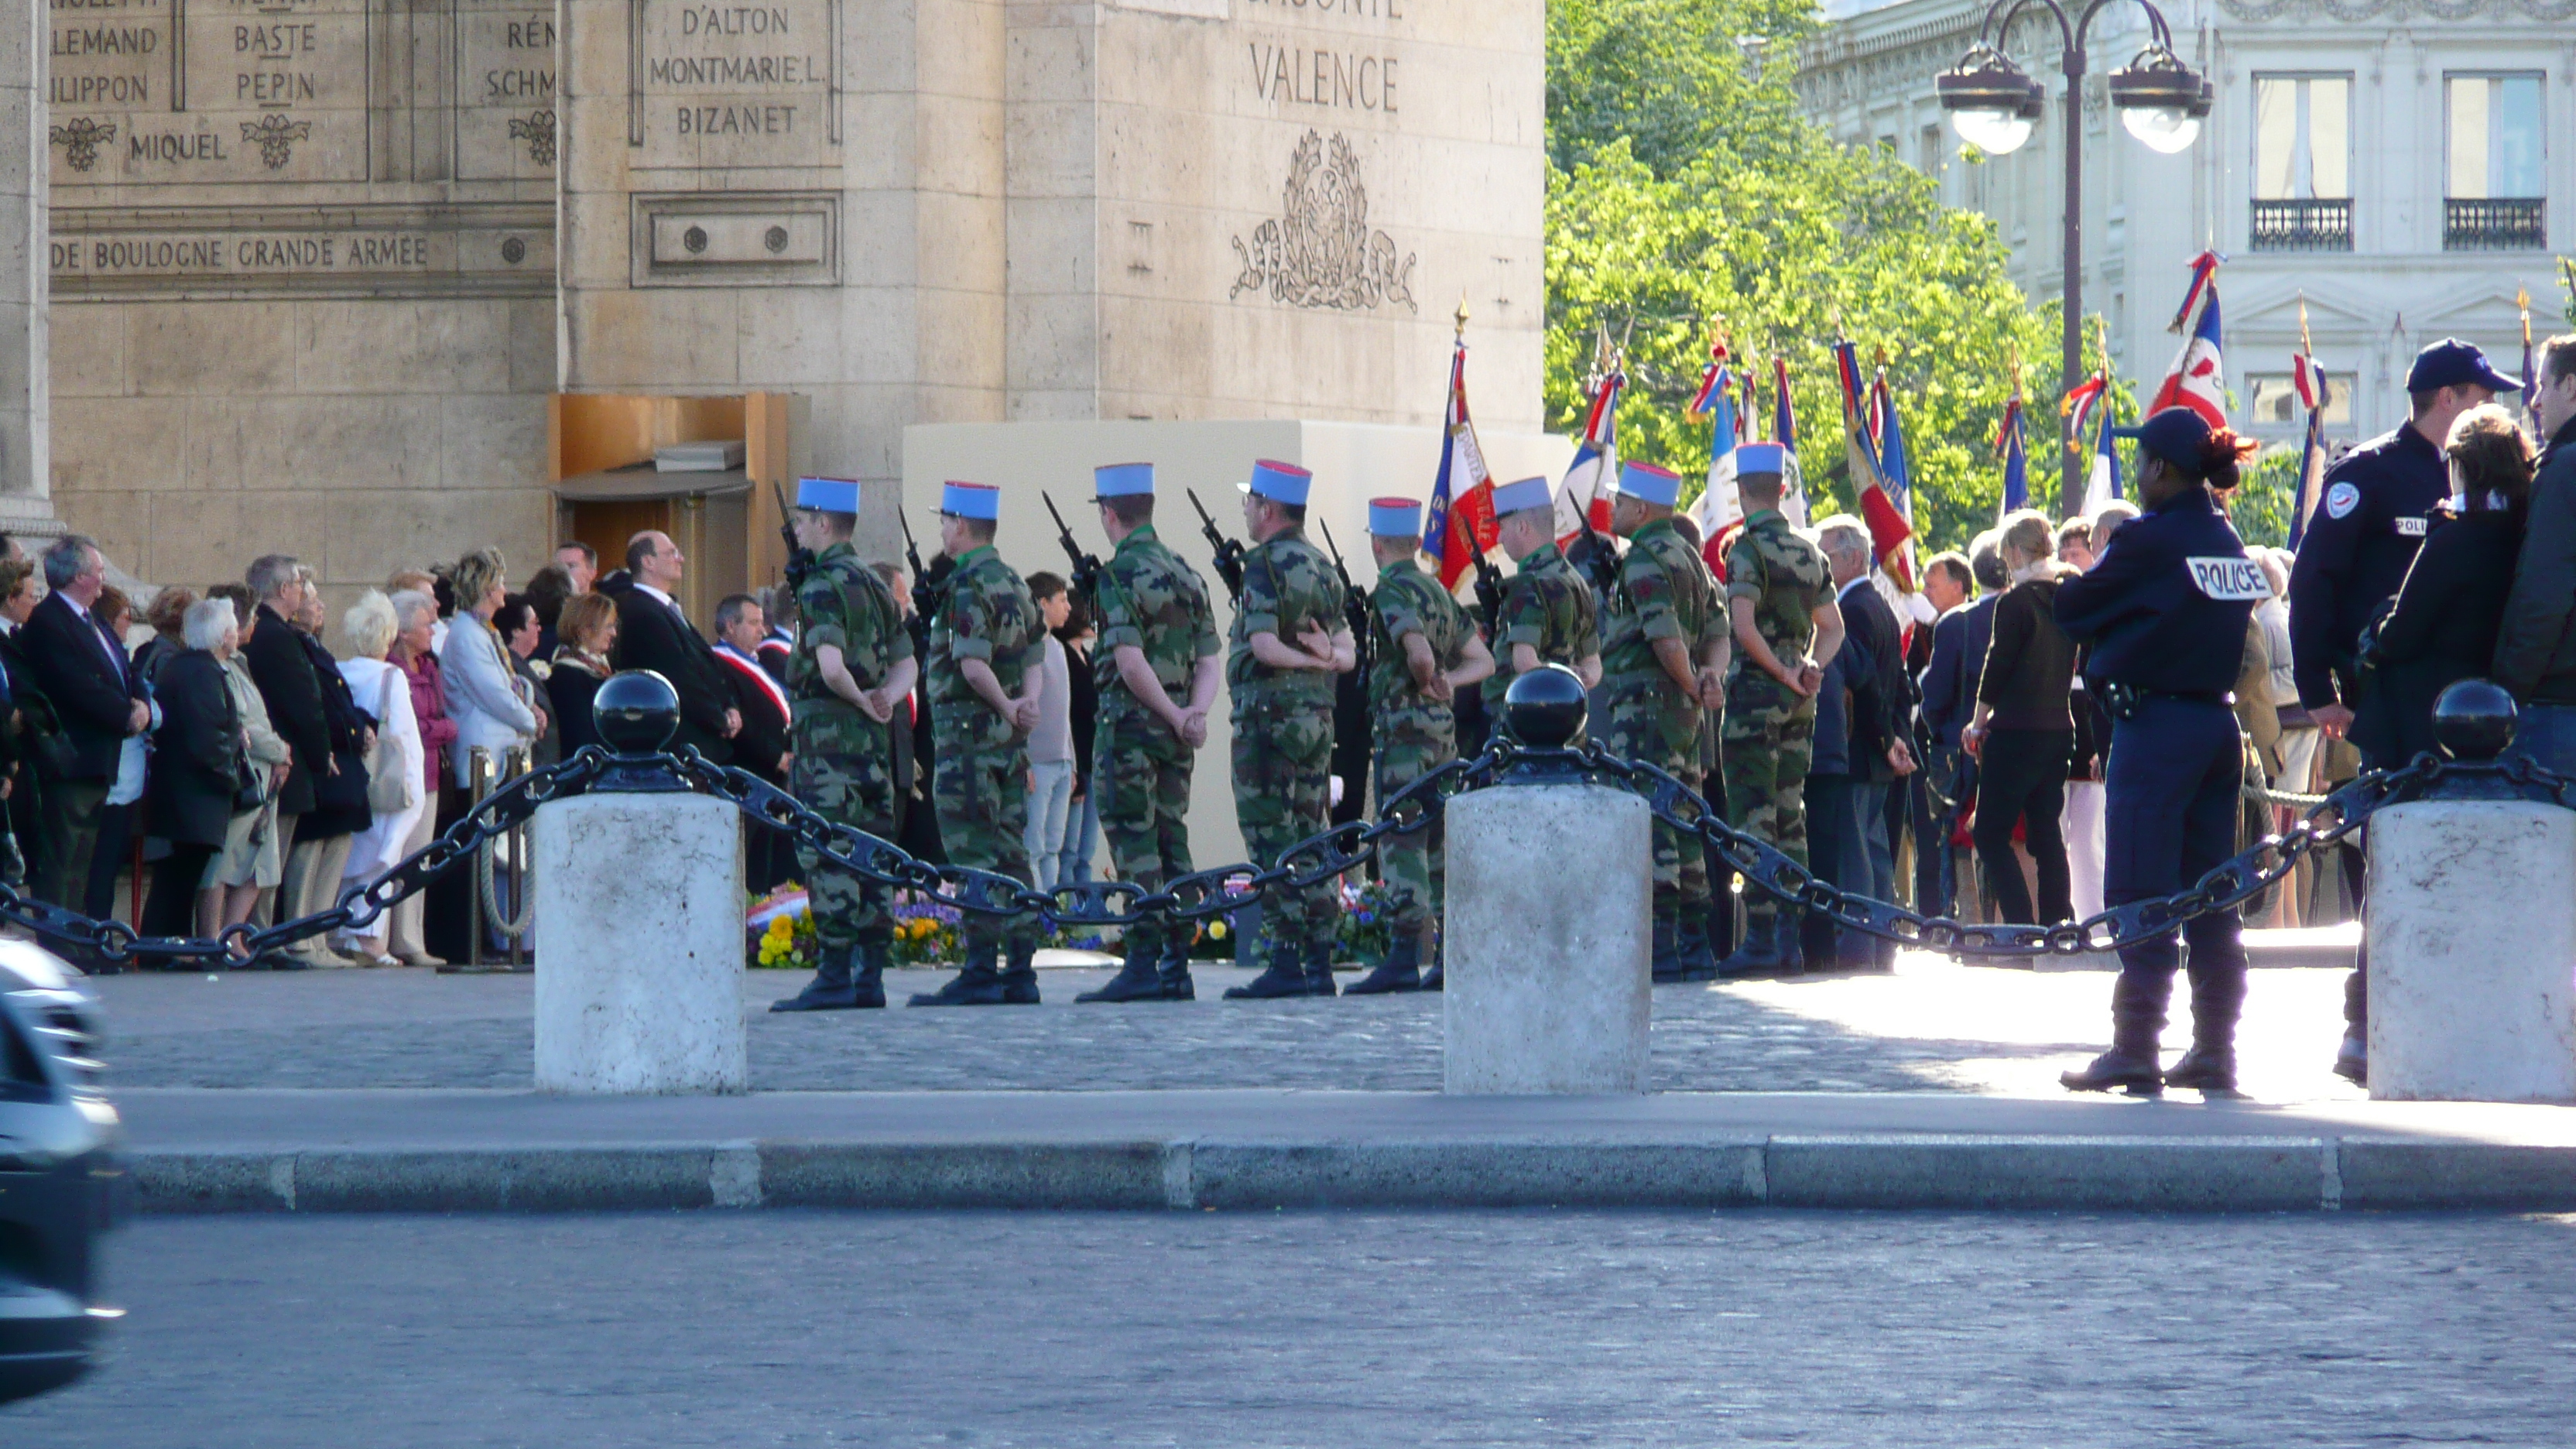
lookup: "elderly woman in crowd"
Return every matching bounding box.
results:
[387,589,456,967]
[201,583,292,940]
[496,593,558,769]
[327,591,426,967]
[140,598,250,942]
[433,550,539,962]
[133,586,195,687]
[2354,403,2537,765]
[548,591,618,755]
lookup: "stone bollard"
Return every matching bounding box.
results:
[1444,666,1653,1094]
[2367,681,2576,1102]
[532,672,748,1094]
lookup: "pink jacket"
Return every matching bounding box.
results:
[400,649,460,793]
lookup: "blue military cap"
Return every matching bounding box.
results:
[1735,442,1788,475]
[1368,497,1422,537]
[1491,475,1552,514]
[1239,459,1313,505]
[2406,337,2521,393]
[940,481,1001,520]
[1617,460,1681,507]
[796,476,860,513]
[1093,462,1153,499]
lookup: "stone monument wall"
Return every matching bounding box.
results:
[32,0,1544,592]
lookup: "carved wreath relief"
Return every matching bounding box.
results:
[49,118,117,173]
[1230,130,1417,314]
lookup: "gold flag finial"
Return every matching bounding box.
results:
[2297,293,2314,357]
[1454,294,1470,341]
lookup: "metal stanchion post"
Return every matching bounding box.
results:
[505,746,531,973]
[466,746,490,973]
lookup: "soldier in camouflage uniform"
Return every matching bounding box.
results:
[1482,474,1602,733]
[1598,461,1731,983]
[1715,444,1846,978]
[771,476,918,1012]
[1222,460,1356,1000]
[1344,496,1494,996]
[909,481,1051,1007]
[1071,462,1225,1005]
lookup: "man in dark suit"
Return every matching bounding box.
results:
[1817,518,1917,969]
[712,593,792,891]
[239,554,341,964]
[601,530,738,763]
[1909,551,1976,916]
[18,536,150,909]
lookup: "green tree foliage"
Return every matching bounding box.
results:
[1544,0,2119,551]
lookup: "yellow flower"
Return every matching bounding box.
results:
[1208,921,1228,940]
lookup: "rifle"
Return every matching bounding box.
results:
[896,507,944,656]
[770,481,814,589]
[1469,552,1506,638]
[1566,495,1625,605]
[1186,488,1249,605]
[1041,492,1105,607]
[1316,519,1374,679]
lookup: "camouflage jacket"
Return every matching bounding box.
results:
[1723,509,1831,689]
[1094,523,1220,725]
[1482,540,1598,708]
[789,541,912,756]
[1602,517,1725,689]
[1225,529,1346,707]
[927,544,1043,755]
[1368,557,1469,739]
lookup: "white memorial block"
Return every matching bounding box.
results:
[533,791,748,1094]
[2367,800,2576,1103]
[1444,781,1653,1094]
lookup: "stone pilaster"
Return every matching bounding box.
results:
[0,0,49,526]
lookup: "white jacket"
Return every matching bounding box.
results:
[438,613,536,787]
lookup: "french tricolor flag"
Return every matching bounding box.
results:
[1423,334,1498,593]
[1554,368,1623,545]
[2149,252,2228,428]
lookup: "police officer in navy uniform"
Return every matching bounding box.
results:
[2053,408,2267,1096]
[2287,337,2519,1083]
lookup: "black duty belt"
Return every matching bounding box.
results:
[2100,683,2231,720]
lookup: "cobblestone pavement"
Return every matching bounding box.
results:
[11,1208,2571,1447]
[80,955,2369,1101]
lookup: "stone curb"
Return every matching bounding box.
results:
[120,1136,2576,1214]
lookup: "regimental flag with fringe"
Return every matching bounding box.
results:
[1997,392,2030,516]
[2149,251,2228,427]
[1555,365,1623,546]
[1689,343,1744,546]
[2287,304,2332,550]
[1832,341,1914,589]
[1423,331,1498,592]
[1770,356,1810,525]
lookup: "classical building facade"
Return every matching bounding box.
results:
[1800,0,2574,454]
[13,0,1547,598]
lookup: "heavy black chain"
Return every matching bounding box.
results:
[1584,745,2576,957]
[675,747,1504,927]
[0,750,608,967]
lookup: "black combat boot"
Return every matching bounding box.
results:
[1342,933,1421,995]
[2164,958,2245,1095]
[1650,909,1685,985]
[1305,941,1339,997]
[998,937,1042,1004]
[1715,912,1790,979]
[1155,937,1197,1001]
[1676,910,1715,981]
[1420,933,1445,992]
[769,943,862,1012]
[2060,971,2169,1095]
[908,935,1005,1006]
[1224,937,1310,999]
[1076,933,1163,1004]
[850,939,889,1009]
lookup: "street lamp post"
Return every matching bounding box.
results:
[1938,1,2209,518]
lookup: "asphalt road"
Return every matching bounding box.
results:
[9,1209,2572,1447]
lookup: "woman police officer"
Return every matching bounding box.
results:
[2051,407,2267,1097]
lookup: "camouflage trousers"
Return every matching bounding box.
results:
[790,744,898,950]
[1720,676,1816,926]
[1094,711,1194,957]
[1372,721,1455,937]
[1601,676,1709,915]
[1232,692,1335,955]
[934,742,1041,952]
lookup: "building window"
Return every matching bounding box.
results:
[2252,75,2352,252]
[2446,74,2547,251]
[2247,373,2352,426]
